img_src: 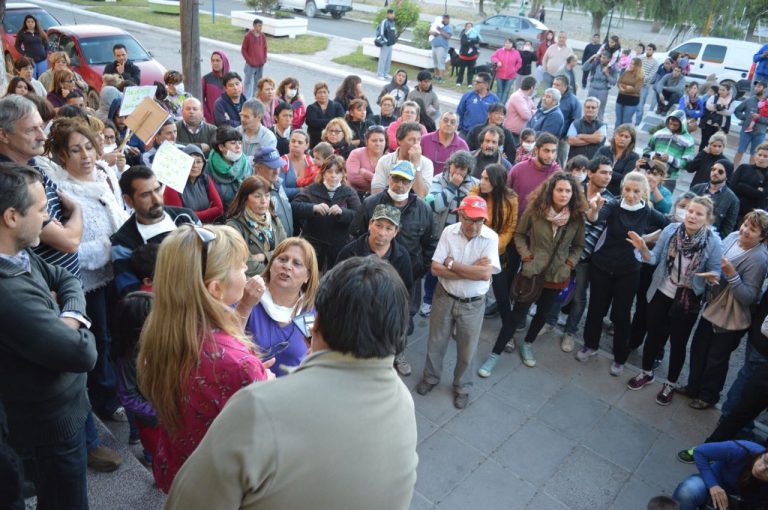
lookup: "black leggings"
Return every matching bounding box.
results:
[456,59,476,86]
[642,291,699,383]
[492,287,560,354]
[686,318,745,404]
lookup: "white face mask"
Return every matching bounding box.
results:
[574,172,587,183]
[675,207,687,222]
[620,199,645,212]
[103,143,117,154]
[286,88,297,99]
[387,188,410,202]
[175,83,185,94]
[226,150,243,162]
[522,142,535,152]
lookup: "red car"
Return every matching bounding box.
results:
[47,24,167,107]
[2,3,61,73]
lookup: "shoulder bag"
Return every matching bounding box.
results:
[510,222,566,304]
[702,283,751,331]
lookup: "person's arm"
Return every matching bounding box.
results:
[39,191,83,254]
[128,63,141,85]
[513,209,533,260]
[335,188,361,225]
[370,156,389,195]
[651,184,672,214]
[431,256,493,281]
[349,200,370,239]
[111,240,141,296]
[194,177,224,223]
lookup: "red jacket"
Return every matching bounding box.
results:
[162,176,224,223]
[241,30,268,67]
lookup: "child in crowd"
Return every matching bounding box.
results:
[301,141,333,188]
[515,128,536,163]
[112,292,158,464]
[131,243,159,293]
[163,70,188,121]
[618,48,631,72]
[744,96,768,133]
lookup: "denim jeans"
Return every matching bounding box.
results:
[423,272,438,305]
[242,62,264,100]
[33,59,48,80]
[672,474,708,510]
[16,427,89,510]
[377,45,393,78]
[496,78,513,103]
[84,412,99,451]
[614,103,638,128]
[563,260,590,334]
[635,84,655,126]
[716,343,768,434]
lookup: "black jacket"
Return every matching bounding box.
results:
[292,183,361,248]
[687,150,731,187]
[351,191,437,280]
[336,234,414,293]
[730,164,768,219]
[690,183,740,238]
[597,145,640,196]
[103,60,141,85]
[466,121,517,163]
[305,100,345,148]
[0,250,96,448]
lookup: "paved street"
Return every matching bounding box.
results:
[24,1,761,509]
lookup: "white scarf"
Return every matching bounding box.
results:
[261,287,301,323]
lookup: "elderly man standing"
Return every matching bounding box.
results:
[0,163,97,510]
[239,99,278,159]
[416,196,500,409]
[541,31,574,88]
[552,74,582,166]
[456,71,499,137]
[526,88,564,138]
[165,257,418,510]
[421,112,469,176]
[567,96,607,160]
[175,97,217,155]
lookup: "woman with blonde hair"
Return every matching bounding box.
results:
[47,68,76,109]
[321,117,354,158]
[243,238,320,376]
[138,225,270,492]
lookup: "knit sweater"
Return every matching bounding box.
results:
[0,251,96,447]
[506,158,561,219]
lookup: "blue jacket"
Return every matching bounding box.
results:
[753,43,768,77]
[643,222,722,302]
[526,105,564,138]
[457,90,499,134]
[692,441,767,499]
[213,93,246,127]
[557,91,582,138]
[679,94,705,120]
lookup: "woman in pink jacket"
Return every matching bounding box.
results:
[491,38,522,103]
[504,76,537,144]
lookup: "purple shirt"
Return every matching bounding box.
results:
[245,303,309,377]
[506,158,561,219]
[421,131,469,175]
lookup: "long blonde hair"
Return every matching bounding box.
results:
[138,225,251,433]
[263,237,320,316]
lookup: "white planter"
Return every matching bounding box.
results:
[361,37,433,69]
[230,10,308,38]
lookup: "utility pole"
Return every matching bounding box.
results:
[180,0,202,100]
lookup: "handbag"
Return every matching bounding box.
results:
[703,284,752,331]
[510,223,567,304]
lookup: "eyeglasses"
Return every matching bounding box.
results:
[193,225,217,278]
[327,129,343,134]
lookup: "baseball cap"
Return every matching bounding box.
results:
[390,160,415,181]
[371,204,401,227]
[453,196,488,219]
[252,147,283,169]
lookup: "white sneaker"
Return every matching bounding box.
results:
[560,333,575,352]
[419,302,432,317]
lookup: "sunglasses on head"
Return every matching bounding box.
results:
[192,225,217,278]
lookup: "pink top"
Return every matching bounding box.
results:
[346,147,379,193]
[386,118,428,152]
[153,330,267,492]
[490,47,523,80]
[504,89,535,135]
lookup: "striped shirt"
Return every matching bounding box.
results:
[581,184,614,261]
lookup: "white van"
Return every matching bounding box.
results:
[278,0,352,18]
[655,37,761,97]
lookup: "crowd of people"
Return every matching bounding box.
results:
[1,12,768,509]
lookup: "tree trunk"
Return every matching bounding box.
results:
[479,0,485,16]
[651,20,663,33]
[180,0,202,100]
[527,0,543,18]
[591,12,604,34]
[746,16,758,40]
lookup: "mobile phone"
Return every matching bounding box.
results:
[292,311,316,339]
[259,341,290,361]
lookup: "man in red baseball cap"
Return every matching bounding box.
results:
[416,196,501,409]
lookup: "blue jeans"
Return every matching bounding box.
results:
[635,84,655,126]
[33,59,48,80]
[563,260,590,334]
[242,62,264,99]
[615,103,638,128]
[737,130,767,155]
[718,343,768,433]
[423,272,438,305]
[84,412,99,451]
[377,45,393,78]
[673,474,708,510]
[16,426,89,510]
[496,78,513,103]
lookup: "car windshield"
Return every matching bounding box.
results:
[78,35,151,65]
[3,10,60,33]
[527,18,547,30]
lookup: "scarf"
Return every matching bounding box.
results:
[261,287,302,323]
[244,208,275,250]
[208,150,250,183]
[545,207,570,236]
[666,224,710,288]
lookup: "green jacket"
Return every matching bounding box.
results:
[227,213,287,277]
[514,209,585,284]
[644,109,696,176]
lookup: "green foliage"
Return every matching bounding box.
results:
[372,0,421,39]
[710,24,748,39]
[411,21,432,50]
[494,0,515,14]
[245,0,280,15]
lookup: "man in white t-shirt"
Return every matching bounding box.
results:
[416,196,500,409]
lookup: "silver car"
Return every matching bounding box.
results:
[475,15,547,50]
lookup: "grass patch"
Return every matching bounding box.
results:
[79,0,328,54]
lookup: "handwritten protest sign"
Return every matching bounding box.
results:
[119,85,158,116]
[124,97,171,145]
[151,141,193,194]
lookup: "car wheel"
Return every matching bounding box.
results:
[4,53,14,74]
[305,1,317,17]
[87,89,100,110]
[331,11,342,19]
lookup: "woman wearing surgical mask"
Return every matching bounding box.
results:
[277,77,306,130]
[205,125,253,211]
[291,155,361,269]
[578,172,668,377]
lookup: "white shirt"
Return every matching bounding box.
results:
[370,151,434,193]
[432,222,501,298]
[136,213,178,243]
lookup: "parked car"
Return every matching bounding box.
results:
[278,0,352,19]
[46,25,167,108]
[475,15,546,49]
[2,2,61,73]
[654,37,761,99]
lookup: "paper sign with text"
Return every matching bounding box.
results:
[152,141,193,194]
[119,85,158,116]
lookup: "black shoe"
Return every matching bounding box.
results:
[416,380,436,395]
[453,392,469,409]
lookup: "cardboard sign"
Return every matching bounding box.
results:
[124,97,171,145]
[151,141,193,194]
[119,85,157,116]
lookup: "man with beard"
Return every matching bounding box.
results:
[466,103,516,162]
[690,160,740,237]
[506,132,561,218]
[470,125,511,178]
[111,166,199,296]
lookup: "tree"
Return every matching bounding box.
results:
[564,0,623,35]
[372,0,420,39]
[180,0,202,100]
